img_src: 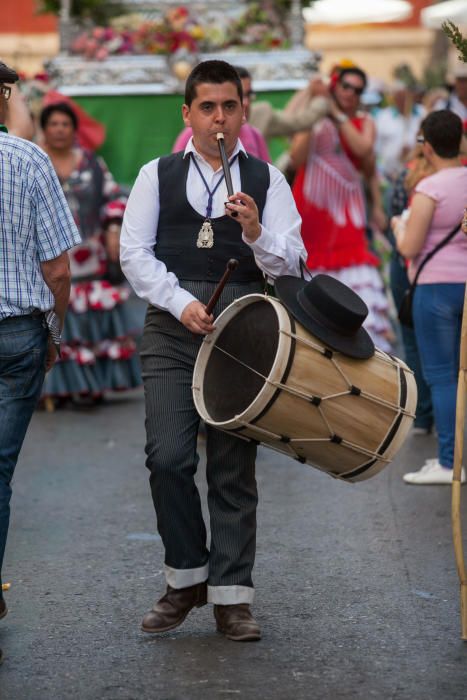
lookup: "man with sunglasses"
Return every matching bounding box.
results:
[0,60,80,663]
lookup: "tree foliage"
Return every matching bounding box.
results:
[442,20,467,64]
[38,0,127,24]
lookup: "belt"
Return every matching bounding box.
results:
[0,310,44,323]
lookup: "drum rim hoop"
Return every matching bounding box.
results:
[192,294,293,428]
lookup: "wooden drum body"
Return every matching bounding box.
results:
[193,294,417,483]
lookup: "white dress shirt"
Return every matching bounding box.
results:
[120,138,305,320]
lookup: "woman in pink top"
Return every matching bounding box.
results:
[392,110,467,484]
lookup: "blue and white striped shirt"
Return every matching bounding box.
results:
[0,133,81,320]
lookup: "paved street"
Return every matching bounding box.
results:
[1,389,467,699]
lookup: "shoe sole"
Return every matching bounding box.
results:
[403,478,466,485]
[216,625,261,642]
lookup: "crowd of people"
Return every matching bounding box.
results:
[1,52,467,654]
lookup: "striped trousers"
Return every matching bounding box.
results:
[140,281,262,605]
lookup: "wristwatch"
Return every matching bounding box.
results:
[335,112,349,126]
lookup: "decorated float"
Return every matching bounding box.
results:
[44,0,320,184]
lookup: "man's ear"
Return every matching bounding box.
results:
[182,104,191,128]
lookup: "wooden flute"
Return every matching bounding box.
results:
[217,132,238,218]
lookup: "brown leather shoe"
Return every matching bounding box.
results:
[214,604,261,642]
[141,582,207,633]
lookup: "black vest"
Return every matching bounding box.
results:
[155,151,270,283]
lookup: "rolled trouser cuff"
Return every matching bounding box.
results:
[208,585,255,605]
[164,563,208,589]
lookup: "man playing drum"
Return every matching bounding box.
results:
[120,60,306,641]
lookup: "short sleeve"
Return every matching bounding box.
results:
[414,175,440,203]
[33,153,81,261]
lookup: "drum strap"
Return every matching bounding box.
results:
[299,257,312,281]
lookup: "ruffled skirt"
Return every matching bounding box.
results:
[42,280,143,399]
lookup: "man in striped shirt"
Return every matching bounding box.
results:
[0,61,81,659]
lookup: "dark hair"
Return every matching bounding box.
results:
[40,102,78,131]
[184,60,243,106]
[338,67,368,90]
[421,109,463,158]
[232,65,251,81]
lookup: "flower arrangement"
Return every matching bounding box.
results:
[70,3,290,60]
[227,1,290,50]
[132,8,199,55]
[70,7,205,59]
[71,26,135,61]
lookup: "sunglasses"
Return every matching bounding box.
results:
[0,85,11,101]
[339,80,364,97]
[416,136,425,144]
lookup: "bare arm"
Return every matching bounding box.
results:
[289,130,313,170]
[263,97,329,139]
[330,104,375,160]
[284,77,328,114]
[4,84,35,140]
[40,251,71,328]
[363,155,387,231]
[392,193,435,258]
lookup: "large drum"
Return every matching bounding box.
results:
[193,294,417,483]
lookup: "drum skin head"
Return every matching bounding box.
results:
[203,300,279,422]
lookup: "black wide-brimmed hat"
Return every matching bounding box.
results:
[0,62,19,84]
[275,274,375,359]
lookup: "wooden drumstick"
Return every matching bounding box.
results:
[217,132,238,218]
[205,259,239,316]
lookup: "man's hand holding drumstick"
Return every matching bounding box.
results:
[181,301,215,335]
[181,259,239,335]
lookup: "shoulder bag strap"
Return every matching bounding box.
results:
[410,220,463,288]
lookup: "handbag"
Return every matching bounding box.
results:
[398,220,463,328]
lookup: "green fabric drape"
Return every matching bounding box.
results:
[75,90,294,187]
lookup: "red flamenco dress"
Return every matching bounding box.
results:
[293,116,392,352]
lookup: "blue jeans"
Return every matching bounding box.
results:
[390,254,433,429]
[413,283,465,468]
[0,315,47,584]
